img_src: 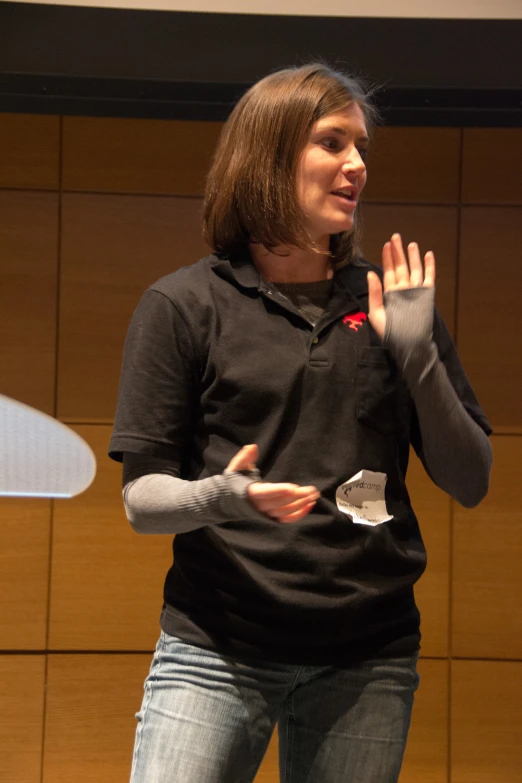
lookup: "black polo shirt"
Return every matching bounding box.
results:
[109,251,491,665]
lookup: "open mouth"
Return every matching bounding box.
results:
[331,189,357,204]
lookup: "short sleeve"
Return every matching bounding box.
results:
[108,288,199,475]
[410,307,493,454]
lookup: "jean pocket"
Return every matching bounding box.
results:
[356,346,398,434]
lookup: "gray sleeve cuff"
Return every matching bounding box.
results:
[383,287,436,387]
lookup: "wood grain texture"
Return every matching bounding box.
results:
[0,655,45,783]
[0,190,58,414]
[361,205,458,336]
[457,207,522,429]
[57,193,209,421]
[62,117,223,195]
[364,127,461,204]
[451,660,522,783]
[0,498,51,650]
[400,659,449,783]
[407,451,451,659]
[452,436,522,660]
[254,732,278,783]
[462,129,522,204]
[48,425,172,650]
[43,653,150,783]
[0,114,59,190]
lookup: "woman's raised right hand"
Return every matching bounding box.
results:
[226,444,320,523]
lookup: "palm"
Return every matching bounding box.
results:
[368,233,436,340]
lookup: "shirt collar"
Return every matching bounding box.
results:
[209,249,375,298]
[334,260,375,299]
[209,249,261,289]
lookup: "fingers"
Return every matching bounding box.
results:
[226,443,259,473]
[407,242,423,287]
[382,234,436,291]
[381,241,396,289]
[248,482,320,522]
[390,233,410,287]
[423,250,436,287]
[277,502,317,523]
[229,452,321,523]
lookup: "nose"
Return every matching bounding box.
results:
[341,146,366,176]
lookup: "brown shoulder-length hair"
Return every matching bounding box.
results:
[202,62,379,267]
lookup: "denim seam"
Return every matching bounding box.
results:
[130,640,165,781]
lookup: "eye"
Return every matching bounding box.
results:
[320,137,341,151]
[357,147,368,162]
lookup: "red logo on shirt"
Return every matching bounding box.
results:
[343,311,367,332]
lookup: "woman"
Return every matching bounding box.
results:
[109,63,492,783]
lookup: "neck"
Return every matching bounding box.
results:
[249,241,333,283]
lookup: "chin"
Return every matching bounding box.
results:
[328,219,354,235]
[308,215,355,244]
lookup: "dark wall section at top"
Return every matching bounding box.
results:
[1,1,521,124]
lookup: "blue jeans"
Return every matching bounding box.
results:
[130,631,420,783]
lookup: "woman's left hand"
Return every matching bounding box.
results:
[367,233,436,341]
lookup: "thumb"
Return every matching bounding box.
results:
[367,271,386,340]
[226,444,259,473]
[367,271,383,317]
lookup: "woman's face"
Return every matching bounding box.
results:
[296,103,368,248]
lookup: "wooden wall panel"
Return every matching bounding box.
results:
[62,117,223,195]
[49,425,172,650]
[364,128,460,204]
[361,205,458,335]
[462,129,522,204]
[0,654,45,783]
[400,659,449,783]
[451,660,522,783]
[254,733,278,783]
[458,207,522,430]
[57,193,209,421]
[407,452,451,658]
[0,114,60,190]
[43,653,149,783]
[452,436,522,660]
[0,498,51,650]
[0,190,58,414]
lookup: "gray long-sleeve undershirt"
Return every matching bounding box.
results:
[123,468,266,535]
[122,285,492,535]
[382,287,492,507]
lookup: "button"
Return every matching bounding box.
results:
[312,337,319,345]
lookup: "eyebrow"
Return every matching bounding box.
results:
[316,125,369,143]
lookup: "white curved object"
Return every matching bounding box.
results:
[0,394,97,498]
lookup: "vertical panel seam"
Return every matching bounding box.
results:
[40,113,63,783]
[446,127,464,783]
[53,116,63,421]
[447,127,464,783]
[454,127,464,351]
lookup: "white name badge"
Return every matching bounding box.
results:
[336,469,393,526]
